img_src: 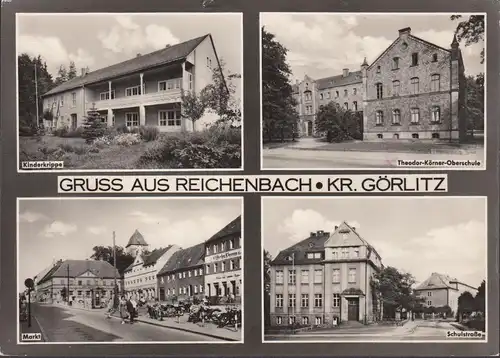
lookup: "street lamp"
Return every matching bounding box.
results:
[24,278,35,328]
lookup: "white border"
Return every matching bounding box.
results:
[15,12,244,173]
[260,196,488,343]
[16,196,244,345]
[259,12,488,171]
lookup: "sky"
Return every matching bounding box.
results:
[17,13,242,99]
[261,13,485,81]
[18,198,242,289]
[262,197,487,289]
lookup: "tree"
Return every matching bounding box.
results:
[475,280,485,314]
[90,245,135,276]
[68,61,77,80]
[204,58,242,126]
[457,291,476,321]
[180,88,210,131]
[54,64,68,86]
[371,266,419,319]
[263,250,272,327]
[262,27,298,143]
[18,53,55,133]
[315,102,362,142]
[82,105,107,143]
[465,74,485,131]
[451,15,485,64]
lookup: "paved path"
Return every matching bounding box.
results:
[262,147,484,169]
[20,303,221,343]
[264,320,485,341]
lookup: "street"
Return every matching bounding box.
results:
[20,303,219,342]
[262,148,485,169]
[265,320,486,341]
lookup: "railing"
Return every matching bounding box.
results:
[93,90,182,110]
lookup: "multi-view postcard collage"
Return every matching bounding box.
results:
[2,5,496,357]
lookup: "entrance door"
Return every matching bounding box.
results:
[306,121,313,136]
[347,298,359,321]
[71,114,77,130]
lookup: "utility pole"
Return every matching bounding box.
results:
[34,62,39,126]
[67,264,70,304]
[113,231,118,307]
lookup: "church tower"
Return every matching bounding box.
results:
[125,229,149,257]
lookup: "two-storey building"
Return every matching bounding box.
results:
[157,243,205,302]
[269,222,383,327]
[292,27,466,142]
[41,34,224,132]
[414,272,478,315]
[204,216,242,301]
[35,259,119,306]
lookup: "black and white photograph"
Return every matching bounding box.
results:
[262,197,487,342]
[18,197,243,343]
[17,13,242,172]
[261,13,486,170]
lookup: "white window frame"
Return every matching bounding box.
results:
[411,108,420,124]
[100,90,115,101]
[125,112,139,127]
[314,294,323,308]
[392,109,401,125]
[332,269,340,283]
[158,78,182,92]
[348,268,356,283]
[301,270,309,284]
[72,92,77,106]
[393,80,400,96]
[301,294,309,307]
[432,106,441,123]
[276,294,283,308]
[288,269,296,285]
[431,74,440,92]
[158,110,182,127]
[333,293,341,307]
[230,260,235,270]
[125,84,145,97]
[188,73,193,90]
[288,294,296,308]
[60,95,64,107]
[314,269,322,284]
[411,77,419,94]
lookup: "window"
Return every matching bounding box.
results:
[125,84,145,97]
[302,316,309,325]
[376,65,381,73]
[315,317,322,325]
[310,269,321,284]
[276,270,284,284]
[427,300,432,306]
[72,92,76,106]
[100,90,115,101]
[229,239,234,250]
[206,57,212,68]
[213,244,218,253]
[353,88,357,95]
[392,109,401,125]
[305,92,311,101]
[320,93,324,100]
[288,269,296,285]
[333,294,341,307]
[353,248,360,257]
[301,270,309,284]
[432,133,440,139]
[188,73,193,90]
[344,102,348,110]
[288,294,296,307]
[427,292,432,297]
[353,101,358,111]
[341,248,349,258]
[206,265,210,274]
[158,79,181,91]
[158,110,182,127]
[412,133,419,139]
[221,262,225,272]
[188,270,192,278]
[230,260,235,270]
[178,273,182,279]
[288,316,296,325]
[376,83,383,99]
[276,316,283,325]
[332,249,339,259]
[276,294,284,307]
[77,290,82,296]
[348,268,356,283]
[375,110,384,125]
[314,294,323,307]
[214,263,218,273]
[432,106,441,123]
[431,74,440,92]
[392,80,400,96]
[411,52,419,66]
[335,91,339,98]
[392,57,399,70]
[332,269,340,283]
[60,95,64,106]
[344,89,348,97]
[327,92,331,99]
[410,108,420,124]
[199,285,203,293]
[432,53,438,62]
[411,77,419,94]
[301,294,309,307]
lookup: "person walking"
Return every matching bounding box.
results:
[119,296,128,324]
[126,297,136,324]
[105,294,116,319]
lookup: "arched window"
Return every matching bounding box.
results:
[376,83,383,99]
[377,134,383,139]
[392,109,401,125]
[392,57,400,70]
[410,77,419,94]
[431,74,440,92]
[375,110,384,125]
[431,106,441,123]
[392,80,400,96]
[410,108,420,124]
[393,133,399,139]
[432,53,438,62]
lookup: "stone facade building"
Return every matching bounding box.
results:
[268,222,383,327]
[414,272,478,315]
[292,27,466,141]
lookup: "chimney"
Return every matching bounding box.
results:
[398,27,411,36]
[334,226,338,230]
[165,44,171,48]
[317,230,324,235]
[136,53,142,57]
[342,68,349,77]
[310,232,316,237]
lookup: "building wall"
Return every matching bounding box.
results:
[158,266,204,301]
[416,288,449,308]
[43,87,85,129]
[318,82,363,112]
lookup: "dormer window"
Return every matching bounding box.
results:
[376,65,381,73]
[432,53,438,62]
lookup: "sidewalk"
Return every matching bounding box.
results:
[388,319,418,336]
[52,302,241,341]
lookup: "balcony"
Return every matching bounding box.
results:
[93,89,182,111]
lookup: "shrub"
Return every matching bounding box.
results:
[113,133,141,146]
[64,127,84,138]
[53,126,69,137]
[116,124,130,134]
[82,108,107,144]
[130,127,140,134]
[139,126,159,142]
[93,136,113,148]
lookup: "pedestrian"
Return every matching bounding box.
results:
[119,296,128,324]
[126,297,136,324]
[105,295,115,319]
[229,292,235,303]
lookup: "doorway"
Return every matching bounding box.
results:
[306,121,313,136]
[347,298,360,321]
[71,114,77,130]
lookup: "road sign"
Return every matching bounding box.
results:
[24,278,34,290]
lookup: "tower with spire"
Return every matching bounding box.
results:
[125,229,149,257]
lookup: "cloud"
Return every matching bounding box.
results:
[17,35,95,77]
[128,211,165,225]
[87,226,107,235]
[98,17,180,55]
[19,211,47,223]
[42,221,77,237]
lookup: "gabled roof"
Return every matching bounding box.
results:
[43,34,210,97]
[143,246,173,267]
[415,272,475,291]
[367,34,451,71]
[126,229,148,248]
[37,261,63,285]
[316,71,362,90]
[325,221,381,259]
[157,243,205,276]
[39,259,119,283]
[205,216,241,244]
[271,231,330,265]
